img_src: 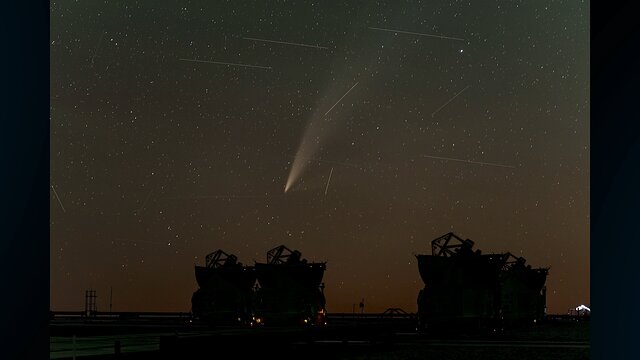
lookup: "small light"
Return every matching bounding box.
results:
[575,305,590,312]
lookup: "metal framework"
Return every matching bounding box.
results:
[84,289,97,316]
[501,252,527,271]
[431,232,476,257]
[418,232,550,330]
[266,245,304,265]
[382,308,408,315]
[205,249,239,268]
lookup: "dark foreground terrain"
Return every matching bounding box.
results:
[50,316,589,360]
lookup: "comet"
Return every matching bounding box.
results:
[284,81,359,193]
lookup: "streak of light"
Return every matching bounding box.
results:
[431,85,470,117]
[115,238,164,246]
[243,37,328,49]
[423,155,515,168]
[324,82,359,116]
[51,185,66,213]
[324,168,334,196]
[163,194,282,200]
[178,58,272,70]
[134,187,155,214]
[90,32,105,66]
[368,26,465,41]
[293,156,362,169]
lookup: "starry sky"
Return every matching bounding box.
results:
[50,0,589,314]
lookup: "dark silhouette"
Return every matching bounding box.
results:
[191,245,327,326]
[191,250,256,324]
[254,245,327,325]
[416,232,548,332]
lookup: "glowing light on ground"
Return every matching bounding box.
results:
[575,305,590,312]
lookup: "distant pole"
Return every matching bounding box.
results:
[109,287,113,313]
[84,289,98,317]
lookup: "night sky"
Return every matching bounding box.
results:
[50,0,589,314]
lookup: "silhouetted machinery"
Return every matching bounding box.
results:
[416,232,548,331]
[192,246,326,326]
[191,250,256,324]
[254,245,327,325]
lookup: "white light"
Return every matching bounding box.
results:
[575,305,590,312]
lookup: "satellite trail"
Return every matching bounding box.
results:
[431,85,470,117]
[90,31,105,66]
[324,82,359,116]
[324,168,334,196]
[179,58,272,70]
[423,155,515,168]
[164,194,282,200]
[368,27,465,41]
[296,156,362,169]
[134,187,155,214]
[51,185,66,213]
[243,37,328,50]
